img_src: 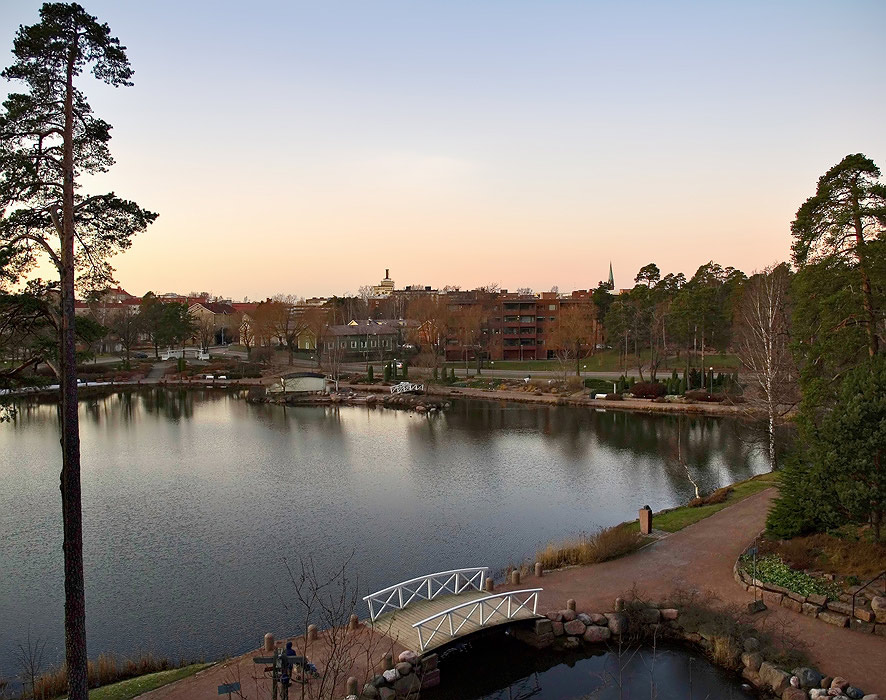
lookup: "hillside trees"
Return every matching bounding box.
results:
[0,5,156,698]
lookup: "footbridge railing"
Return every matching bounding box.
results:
[363,567,488,621]
[411,588,542,652]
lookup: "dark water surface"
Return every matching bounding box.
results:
[0,390,770,676]
[424,635,747,699]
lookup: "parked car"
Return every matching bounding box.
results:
[133,352,148,359]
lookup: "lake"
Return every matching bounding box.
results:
[0,389,771,678]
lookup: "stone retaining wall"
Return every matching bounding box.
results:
[732,548,886,636]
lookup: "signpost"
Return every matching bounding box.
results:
[253,650,300,700]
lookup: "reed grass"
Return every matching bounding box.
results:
[535,524,645,570]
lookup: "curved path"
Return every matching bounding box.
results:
[507,489,886,695]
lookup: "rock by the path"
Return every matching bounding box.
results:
[582,625,611,643]
[588,613,608,625]
[832,678,851,692]
[742,652,762,672]
[392,673,421,696]
[637,607,661,624]
[564,619,586,635]
[605,612,629,636]
[377,688,396,700]
[560,609,576,622]
[576,613,592,625]
[743,637,760,652]
[660,608,679,620]
[382,668,399,683]
[551,620,564,636]
[759,662,791,695]
[398,650,418,663]
[847,688,865,700]
[394,661,412,676]
[783,688,806,700]
[546,611,564,622]
[362,683,380,698]
[872,597,886,623]
[794,668,824,689]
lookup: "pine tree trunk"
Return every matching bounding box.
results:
[852,202,879,357]
[61,45,89,700]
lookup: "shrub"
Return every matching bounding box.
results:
[251,346,273,365]
[367,365,374,382]
[565,376,584,391]
[688,487,733,508]
[402,363,408,379]
[32,652,189,698]
[583,378,613,393]
[604,393,623,401]
[684,389,725,402]
[383,363,391,382]
[536,524,645,569]
[432,367,438,381]
[450,367,456,381]
[630,381,666,398]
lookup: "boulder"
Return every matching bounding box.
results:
[782,688,806,700]
[382,668,400,683]
[362,683,380,699]
[743,637,760,652]
[759,662,791,695]
[588,613,608,625]
[398,650,418,664]
[742,668,762,687]
[560,609,577,622]
[821,677,833,689]
[378,689,396,700]
[551,621,565,636]
[810,691,829,700]
[861,696,881,700]
[808,593,828,607]
[576,613,593,625]
[660,608,679,620]
[582,625,611,643]
[793,668,823,689]
[546,611,564,622]
[564,619,587,635]
[854,607,874,623]
[605,612,629,636]
[872,596,886,623]
[392,673,421,696]
[818,611,849,627]
[394,662,412,676]
[827,601,853,616]
[846,689,864,700]
[782,597,803,613]
[371,675,387,688]
[831,678,850,692]
[742,652,763,672]
[803,602,824,617]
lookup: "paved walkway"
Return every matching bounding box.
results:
[505,489,886,695]
[144,489,886,698]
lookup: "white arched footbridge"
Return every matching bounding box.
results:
[363,567,542,653]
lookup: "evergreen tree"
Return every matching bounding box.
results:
[402,362,408,379]
[367,365,374,382]
[0,7,156,697]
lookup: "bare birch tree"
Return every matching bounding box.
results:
[736,263,797,468]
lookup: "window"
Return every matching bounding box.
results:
[350,340,357,348]
[550,316,556,322]
[549,304,556,310]
[370,340,377,348]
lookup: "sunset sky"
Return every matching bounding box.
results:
[2,1,885,300]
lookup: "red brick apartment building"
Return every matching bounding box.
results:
[443,290,602,362]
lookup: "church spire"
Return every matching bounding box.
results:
[608,262,614,289]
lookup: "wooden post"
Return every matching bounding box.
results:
[534,562,543,578]
[263,633,274,652]
[307,624,318,642]
[346,677,358,695]
[639,505,653,535]
[566,599,576,612]
[485,577,494,592]
[382,653,393,670]
[348,614,359,631]
[511,570,521,586]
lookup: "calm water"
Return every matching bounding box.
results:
[425,635,746,699]
[0,389,770,677]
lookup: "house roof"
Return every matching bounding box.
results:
[325,319,417,336]
[191,302,236,315]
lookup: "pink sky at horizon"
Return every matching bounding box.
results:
[3,1,885,300]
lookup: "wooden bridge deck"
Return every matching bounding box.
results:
[371,590,540,653]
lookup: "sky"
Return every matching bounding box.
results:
[1,1,885,300]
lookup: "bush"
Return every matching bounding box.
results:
[604,393,623,401]
[536,524,645,569]
[367,365,374,382]
[383,363,391,382]
[583,378,613,393]
[630,381,666,399]
[739,554,841,598]
[684,389,725,402]
[251,346,273,364]
[688,487,733,508]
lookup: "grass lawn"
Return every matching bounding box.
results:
[626,471,779,534]
[86,663,211,700]
[452,350,741,373]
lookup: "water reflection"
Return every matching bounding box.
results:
[0,391,774,679]
[424,635,745,700]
